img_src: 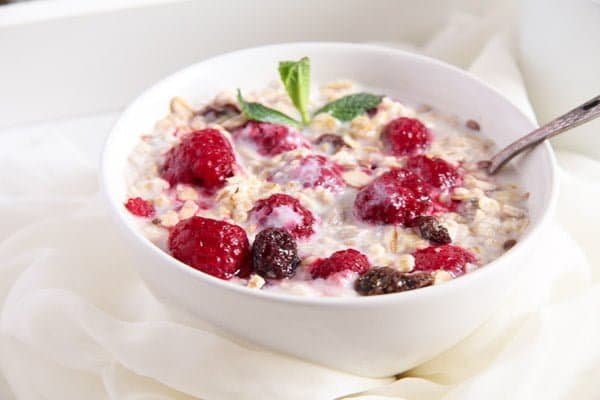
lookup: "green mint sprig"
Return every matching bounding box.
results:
[315,93,383,122]
[278,57,311,125]
[237,89,301,129]
[237,57,384,128]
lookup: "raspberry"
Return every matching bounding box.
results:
[406,155,461,190]
[354,169,432,225]
[168,216,250,280]
[412,216,452,244]
[413,244,476,277]
[382,117,431,156]
[249,194,315,239]
[355,267,434,296]
[161,129,235,191]
[270,155,345,191]
[234,121,309,156]
[252,228,300,279]
[124,197,155,217]
[310,249,370,279]
[389,168,433,204]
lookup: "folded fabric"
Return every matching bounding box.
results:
[1,10,599,400]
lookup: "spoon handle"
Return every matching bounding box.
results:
[488,94,600,174]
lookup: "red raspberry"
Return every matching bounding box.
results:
[161,129,235,191]
[354,169,432,225]
[310,249,370,279]
[249,194,315,239]
[168,216,251,280]
[382,117,431,156]
[270,155,345,191]
[406,155,461,190]
[124,197,155,217]
[413,244,476,277]
[234,121,310,156]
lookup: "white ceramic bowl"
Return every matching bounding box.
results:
[101,43,557,377]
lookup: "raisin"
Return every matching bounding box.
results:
[354,267,433,296]
[314,133,347,153]
[252,228,301,279]
[503,239,517,250]
[412,216,451,244]
[199,103,240,122]
[466,119,481,131]
[366,107,378,117]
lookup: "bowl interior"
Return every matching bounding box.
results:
[102,42,556,300]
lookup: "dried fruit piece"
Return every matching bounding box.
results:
[233,121,309,156]
[466,119,481,131]
[249,194,316,239]
[125,197,155,217]
[252,228,300,279]
[503,239,517,250]
[413,244,476,277]
[412,216,451,244]
[314,133,347,153]
[161,128,235,191]
[168,216,251,280]
[354,168,432,225]
[310,249,370,279]
[382,117,432,156]
[199,103,240,122]
[354,267,433,296]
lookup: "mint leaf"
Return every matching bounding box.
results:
[315,93,383,121]
[278,57,311,125]
[237,90,301,129]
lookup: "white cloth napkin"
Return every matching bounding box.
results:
[1,12,600,400]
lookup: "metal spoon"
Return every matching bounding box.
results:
[487,94,600,174]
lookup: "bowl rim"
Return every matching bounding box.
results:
[101,41,558,307]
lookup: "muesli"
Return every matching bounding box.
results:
[124,58,529,297]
